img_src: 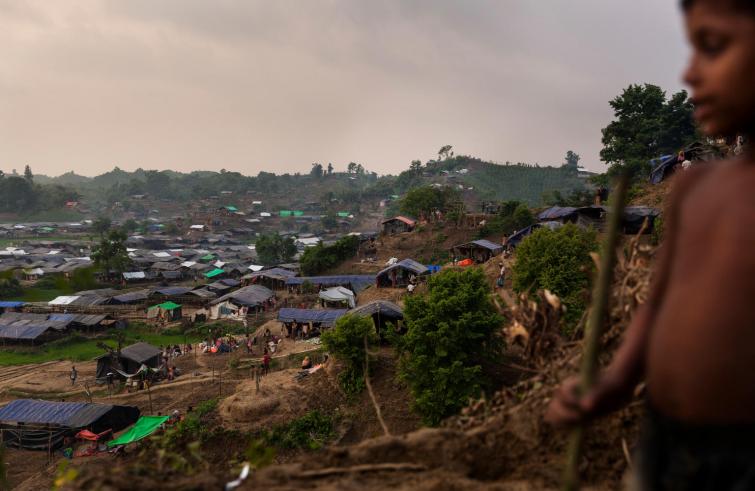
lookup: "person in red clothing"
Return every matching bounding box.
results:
[262,348,271,376]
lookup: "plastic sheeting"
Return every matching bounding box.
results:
[107,415,168,447]
[318,287,355,308]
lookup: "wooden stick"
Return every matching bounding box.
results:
[295,462,426,479]
[562,174,629,491]
[364,336,390,436]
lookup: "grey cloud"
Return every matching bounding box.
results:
[0,0,688,176]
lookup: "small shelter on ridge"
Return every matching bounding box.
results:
[318,286,356,308]
[381,216,416,235]
[147,301,182,322]
[450,239,503,263]
[376,259,430,287]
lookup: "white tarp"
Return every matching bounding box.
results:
[153,251,171,258]
[319,286,355,308]
[248,265,264,272]
[123,271,146,280]
[49,295,81,306]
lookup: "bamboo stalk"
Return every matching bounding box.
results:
[562,174,629,491]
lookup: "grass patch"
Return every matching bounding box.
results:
[262,410,336,450]
[0,327,204,366]
[7,285,76,302]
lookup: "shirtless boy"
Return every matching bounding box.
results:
[546,0,755,488]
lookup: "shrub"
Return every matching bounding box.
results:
[321,314,377,397]
[512,223,598,330]
[265,410,335,450]
[300,235,359,276]
[398,268,503,426]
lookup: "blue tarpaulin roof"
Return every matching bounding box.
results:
[0,400,111,427]
[0,399,140,442]
[0,324,51,340]
[277,308,348,327]
[286,275,375,293]
[0,301,25,308]
[649,154,676,184]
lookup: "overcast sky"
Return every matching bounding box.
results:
[0,1,690,177]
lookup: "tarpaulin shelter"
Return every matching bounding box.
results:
[319,286,355,308]
[351,300,404,336]
[107,415,168,447]
[506,222,563,248]
[204,268,225,279]
[147,301,182,322]
[376,259,430,287]
[151,286,193,297]
[96,342,162,380]
[277,308,348,327]
[0,301,25,313]
[209,285,274,319]
[450,239,504,263]
[622,206,660,234]
[0,399,139,450]
[286,275,375,293]
[243,267,296,290]
[110,290,150,304]
[381,216,416,235]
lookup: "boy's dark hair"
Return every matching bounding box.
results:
[681,0,755,13]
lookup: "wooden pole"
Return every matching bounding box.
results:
[562,174,629,491]
[147,380,153,415]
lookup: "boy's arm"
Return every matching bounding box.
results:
[546,169,702,426]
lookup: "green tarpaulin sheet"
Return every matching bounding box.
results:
[200,254,216,261]
[107,415,169,447]
[205,268,224,278]
[279,210,292,217]
[148,301,181,311]
[337,212,350,217]
[225,205,238,212]
[293,211,304,216]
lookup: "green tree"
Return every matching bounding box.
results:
[255,234,297,266]
[300,235,359,275]
[310,163,324,178]
[92,229,132,279]
[437,145,454,160]
[92,216,112,237]
[121,218,139,233]
[23,165,33,182]
[398,268,503,425]
[409,159,423,175]
[321,314,377,396]
[321,212,337,230]
[327,163,333,175]
[600,84,697,178]
[512,224,598,329]
[400,185,457,220]
[563,151,580,171]
[479,201,535,237]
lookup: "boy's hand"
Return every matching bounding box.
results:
[545,373,629,427]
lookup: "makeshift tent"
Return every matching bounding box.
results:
[376,259,430,287]
[204,268,225,278]
[286,275,375,293]
[107,415,169,447]
[147,301,182,322]
[151,286,193,297]
[110,290,149,304]
[210,285,274,308]
[277,308,348,327]
[96,342,161,380]
[319,286,355,308]
[0,399,139,450]
[450,239,504,263]
[351,300,404,336]
[506,221,563,248]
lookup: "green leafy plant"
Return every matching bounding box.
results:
[265,410,335,450]
[321,314,377,397]
[300,235,359,276]
[512,223,598,330]
[397,268,503,426]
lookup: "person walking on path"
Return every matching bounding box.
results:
[70,366,78,386]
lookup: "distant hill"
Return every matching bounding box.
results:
[394,155,588,206]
